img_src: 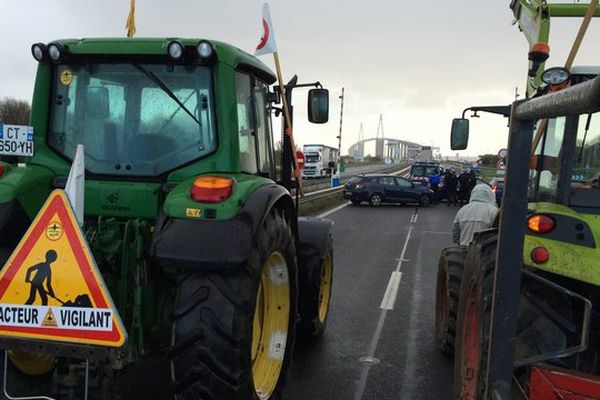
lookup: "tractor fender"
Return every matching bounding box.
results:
[151,184,296,270]
[296,217,334,305]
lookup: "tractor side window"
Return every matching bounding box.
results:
[572,112,600,187]
[253,80,275,178]
[235,72,257,174]
[529,117,565,202]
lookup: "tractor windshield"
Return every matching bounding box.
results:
[48,63,216,177]
[530,112,600,210]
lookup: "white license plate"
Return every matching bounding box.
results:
[0,124,34,157]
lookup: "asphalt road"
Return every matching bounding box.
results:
[284,200,459,400]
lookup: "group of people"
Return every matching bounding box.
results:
[426,167,497,246]
[429,168,478,206]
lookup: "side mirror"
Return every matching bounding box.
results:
[451,118,469,150]
[86,86,110,119]
[308,88,329,124]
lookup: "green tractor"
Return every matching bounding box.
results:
[0,37,334,399]
[434,2,600,398]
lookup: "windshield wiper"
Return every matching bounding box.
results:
[133,64,201,126]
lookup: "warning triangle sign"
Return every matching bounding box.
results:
[42,308,58,327]
[0,190,126,347]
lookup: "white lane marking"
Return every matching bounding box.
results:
[395,225,413,273]
[316,201,350,218]
[354,208,416,400]
[380,271,402,310]
[422,230,452,235]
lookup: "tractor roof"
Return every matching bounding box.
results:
[51,38,277,84]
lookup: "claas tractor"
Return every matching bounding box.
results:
[434,2,600,398]
[0,37,334,399]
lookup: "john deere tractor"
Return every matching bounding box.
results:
[435,2,600,398]
[0,37,334,399]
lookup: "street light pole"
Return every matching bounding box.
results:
[337,87,345,174]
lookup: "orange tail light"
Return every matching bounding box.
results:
[190,176,234,203]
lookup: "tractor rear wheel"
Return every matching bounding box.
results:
[453,229,497,400]
[298,236,333,339]
[170,210,297,400]
[435,246,466,355]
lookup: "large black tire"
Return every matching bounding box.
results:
[298,236,333,339]
[170,210,298,400]
[369,193,383,207]
[435,246,467,355]
[453,229,497,400]
[419,194,431,207]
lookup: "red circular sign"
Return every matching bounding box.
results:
[296,151,305,170]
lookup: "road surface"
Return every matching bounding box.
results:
[284,201,458,400]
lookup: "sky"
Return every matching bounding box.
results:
[1,0,600,158]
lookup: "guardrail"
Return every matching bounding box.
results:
[302,163,410,193]
[298,164,411,204]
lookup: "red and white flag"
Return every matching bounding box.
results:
[255,3,278,56]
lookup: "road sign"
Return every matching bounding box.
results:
[0,190,126,347]
[0,124,34,157]
[296,150,305,169]
[498,148,508,159]
[496,160,506,170]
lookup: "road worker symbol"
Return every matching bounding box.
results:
[25,249,57,306]
[0,190,126,347]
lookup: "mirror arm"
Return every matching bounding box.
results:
[461,105,511,119]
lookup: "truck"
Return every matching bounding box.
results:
[434,2,600,398]
[416,145,433,162]
[0,37,335,400]
[301,144,338,178]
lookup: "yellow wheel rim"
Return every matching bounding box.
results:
[318,251,333,323]
[8,351,54,376]
[251,252,290,400]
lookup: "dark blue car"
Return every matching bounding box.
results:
[343,174,434,207]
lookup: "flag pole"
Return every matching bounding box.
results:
[126,0,136,38]
[272,51,304,197]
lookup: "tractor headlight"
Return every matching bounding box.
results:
[167,40,184,60]
[197,41,213,59]
[541,67,570,86]
[47,43,64,62]
[31,43,46,62]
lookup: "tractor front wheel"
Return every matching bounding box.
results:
[170,210,297,400]
[453,229,497,400]
[435,246,466,355]
[298,236,333,339]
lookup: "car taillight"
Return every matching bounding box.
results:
[190,176,234,203]
[531,247,549,264]
[0,165,4,177]
[527,214,555,234]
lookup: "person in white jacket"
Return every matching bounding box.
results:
[452,183,498,246]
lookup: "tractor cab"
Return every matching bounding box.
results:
[529,67,600,207]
